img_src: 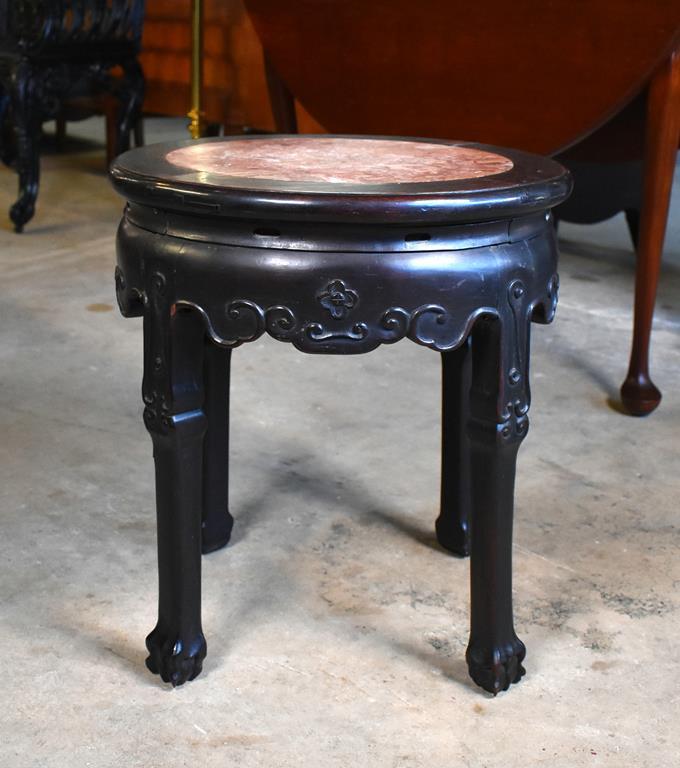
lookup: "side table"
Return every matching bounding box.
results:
[111,135,571,694]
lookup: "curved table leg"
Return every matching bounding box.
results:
[201,341,234,554]
[8,60,41,233]
[142,273,208,686]
[436,340,472,557]
[621,49,680,416]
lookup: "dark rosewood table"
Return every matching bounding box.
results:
[111,135,571,694]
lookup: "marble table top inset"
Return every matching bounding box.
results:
[165,137,514,186]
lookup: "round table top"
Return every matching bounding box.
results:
[110,135,571,225]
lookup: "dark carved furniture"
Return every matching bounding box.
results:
[0,0,145,231]
[112,135,570,694]
[243,0,680,417]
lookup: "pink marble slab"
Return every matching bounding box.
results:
[165,137,513,185]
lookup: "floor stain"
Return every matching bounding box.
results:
[599,590,670,618]
[591,660,618,672]
[520,596,581,630]
[425,633,454,655]
[581,626,617,653]
[86,303,114,312]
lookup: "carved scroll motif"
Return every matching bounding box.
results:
[305,322,368,342]
[141,268,172,435]
[116,266,554,367]
[498,279,531,441]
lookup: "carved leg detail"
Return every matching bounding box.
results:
[436,339,472,557]
[621,50,680,416]
[465,317,528,694]
[143,281,208,686]
[8,60,41,232]
[201,340,234,554]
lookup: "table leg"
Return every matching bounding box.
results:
[201,341,234,554]
[621,49,680,416]
[466,316,527,694]
[264,53,298,133]
[142,278,208,686]
[436,340,472,556]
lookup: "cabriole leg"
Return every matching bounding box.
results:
[436,339,472,556]
[620,50,680,416]
[143,287,208,686]
[465,317,528,694]
[201,340,234,554]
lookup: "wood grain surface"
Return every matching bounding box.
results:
[244,0,680,153]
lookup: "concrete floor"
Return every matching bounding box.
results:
[0,119,679,767]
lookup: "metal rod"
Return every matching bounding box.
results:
[187,0,204,139]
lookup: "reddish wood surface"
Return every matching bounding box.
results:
[244,0,680,154]
[140,0,275,130]
[621,51,680,416]
[140,3,680,416]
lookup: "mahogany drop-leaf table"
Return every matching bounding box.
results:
[111,135,571,694]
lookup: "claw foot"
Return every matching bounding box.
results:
[466,635,526,694]
[145,626,207,686]
[10,196,35,233]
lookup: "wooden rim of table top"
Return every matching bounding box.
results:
[110,135,572,225]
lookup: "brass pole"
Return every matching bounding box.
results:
[187,0,204,138]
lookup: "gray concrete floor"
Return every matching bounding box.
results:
[0,118,679,767]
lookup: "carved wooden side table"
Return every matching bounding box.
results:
[111,136,571,694]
